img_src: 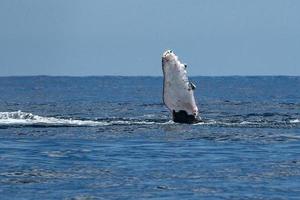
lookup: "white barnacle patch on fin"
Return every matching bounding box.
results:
[162,50,200,123]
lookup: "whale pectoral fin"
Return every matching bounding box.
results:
[189,82,196,90]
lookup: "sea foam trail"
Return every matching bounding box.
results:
[0,111,299,128]
[0,111,171,127]
[0,111,109,127]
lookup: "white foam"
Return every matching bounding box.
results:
[0,111,108,126]
[240,121,253,125]
[193,120,217,126]
[290,119,300,124]
[1,111,297,128]
[0,111,170,127]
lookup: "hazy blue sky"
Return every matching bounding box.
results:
[0,0,300,76]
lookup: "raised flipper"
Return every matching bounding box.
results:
[162,50,200,124]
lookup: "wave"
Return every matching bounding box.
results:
[0,111,299,128]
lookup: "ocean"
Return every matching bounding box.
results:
[0,76,299,199]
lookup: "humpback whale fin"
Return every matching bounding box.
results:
[162,50,200,124]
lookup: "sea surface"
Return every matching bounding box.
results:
[0,76,299,200]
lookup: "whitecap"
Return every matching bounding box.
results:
[290,119,300,124]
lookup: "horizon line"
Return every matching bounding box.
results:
[0,75,300,78]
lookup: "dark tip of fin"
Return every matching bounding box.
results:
[172,110,200,124]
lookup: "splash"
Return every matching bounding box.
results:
[0,111,298,128]
[0,111,109,127]
[0,111,171,127]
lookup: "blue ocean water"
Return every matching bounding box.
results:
[0,76,299,200]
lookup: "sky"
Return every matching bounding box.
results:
[0,0,300,76]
